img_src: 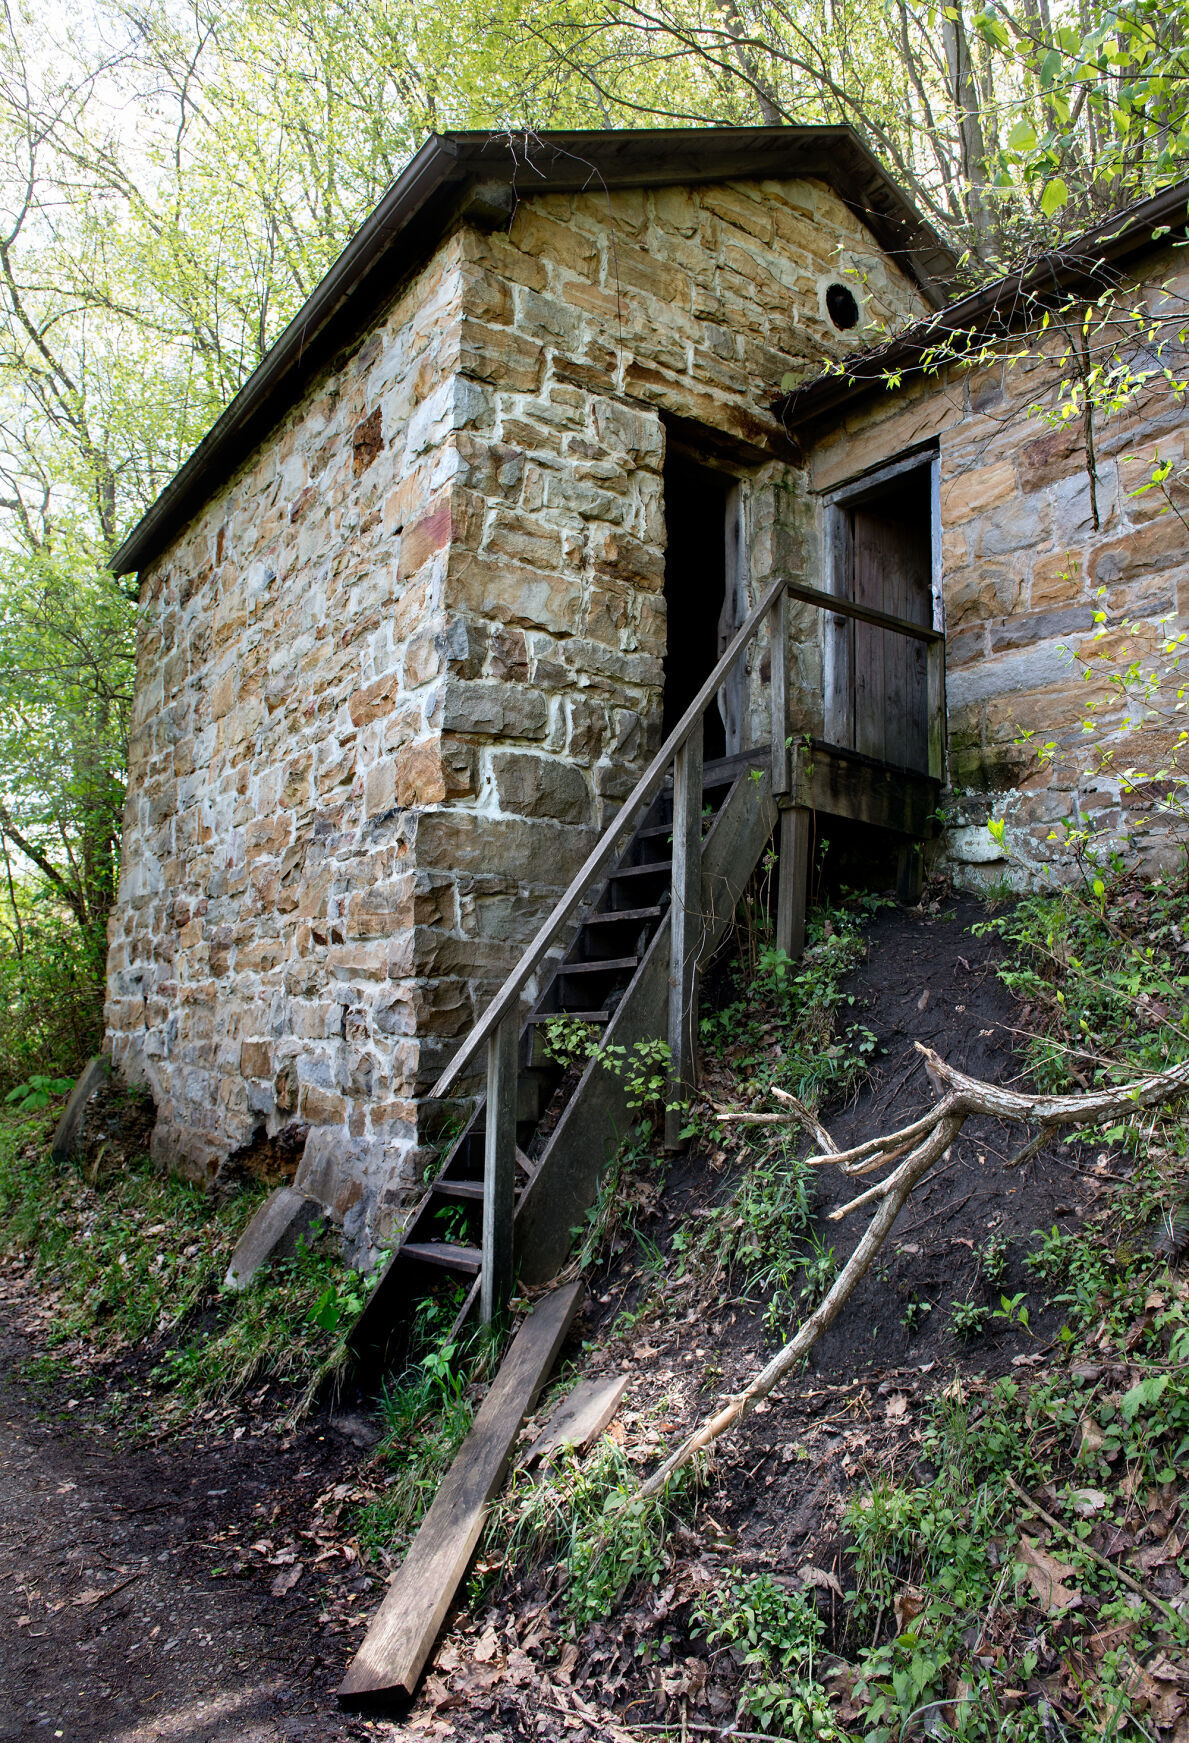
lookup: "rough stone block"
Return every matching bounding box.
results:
[492,750,592,823]
[433,677,548,740]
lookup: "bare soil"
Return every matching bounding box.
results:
[0,1308,393,1743]
[0,897,1124,1739]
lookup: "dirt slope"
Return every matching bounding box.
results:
[0,896,1118,1739]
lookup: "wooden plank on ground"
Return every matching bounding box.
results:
[337,1280,584,1708]
[521,1373,629,1471]
[50,1056,106,1163]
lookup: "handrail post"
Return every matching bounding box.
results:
[480,1014,517,1324]
[665,723,703,1151]
[770,584,790,796]
[776,804,810,961]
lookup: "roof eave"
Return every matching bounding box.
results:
[111,126,955,578]
[776,176,1189,432]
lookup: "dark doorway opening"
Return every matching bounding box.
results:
[662,452,734,762]
[829,461,934,773]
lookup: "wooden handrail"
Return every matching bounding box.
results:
[783,579,944,645]
[430,572,788,1099]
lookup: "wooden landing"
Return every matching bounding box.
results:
[790,739,940,837]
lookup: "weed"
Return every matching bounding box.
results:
[496,1434,693,1629]
[694,1571,843,1739]
[541,1021,679,1125]
[701,897,879,1111]
[978,1232,1010,1289]
[356,1292,486,1552]
[5,1074,74,1112]
[991,1291,1031,1333]
[900,1297,932,1334]
[949,1297,989,1341]
[0,1119,372,1417]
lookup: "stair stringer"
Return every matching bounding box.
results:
[514,764,779,1287]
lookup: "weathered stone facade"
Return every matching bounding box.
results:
[106,170,927,1231]
[799,239,1189,890]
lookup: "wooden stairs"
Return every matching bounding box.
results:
[349,574,945,1366]
[350,748,777,1364]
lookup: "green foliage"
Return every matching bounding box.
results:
[0,1117,366,1414]
[694,1571,843,1739]
[991,1291,1031,1333]
[701,896,879,1111]
[949,1296,990,1341]
[541,1020,676,1125]
[5,1073,74,1111]
[975,870,1189,1090]
[978,1233,1010,1289]
[844,1233,1189,1739]
[356,1291,485,1552]
[500,1433,691,1630]
[0,901,106,1095]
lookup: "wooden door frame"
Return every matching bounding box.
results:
[820,445,944,775]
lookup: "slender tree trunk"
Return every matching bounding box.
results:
[943,4,993,246]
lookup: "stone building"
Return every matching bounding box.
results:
[104,126,949,1226]
[104,125,1189,1241]
[778,177,1189,890]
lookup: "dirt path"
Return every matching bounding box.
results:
[0,1320,393,1743]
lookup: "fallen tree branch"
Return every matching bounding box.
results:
[633,1113,961,1503]
[628,1042,1189,1505]
[1003,1472,1185,1635]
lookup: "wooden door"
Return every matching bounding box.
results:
[838,467,933,772]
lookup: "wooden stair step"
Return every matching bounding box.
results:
[583,905,661,926]
[609,860,672,880]
[558,955,639,975]
[400,1241,483,1275]
[431,1179,524,1203]
[525,1008,610,1026]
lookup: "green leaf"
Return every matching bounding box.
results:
[1041,176,1070,216]
[1039,48,1063,88]
[1120,1372,1169,1421]
[1008,118,1038,151]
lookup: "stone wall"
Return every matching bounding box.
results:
[106,237,470,1221]
[408,173,928,1085]
[106,172,930,1236]
[802,241,1189,890]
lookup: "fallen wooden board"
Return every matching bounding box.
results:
[521,1373,629,1471]
[50,1056,106,1163]
[338,1279,584,1708]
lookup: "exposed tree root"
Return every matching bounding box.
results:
[632,1042,1189,1504]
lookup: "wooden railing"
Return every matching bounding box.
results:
[429,572,945,1322]
[782,580,946,782]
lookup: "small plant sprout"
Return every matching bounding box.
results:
[901,1297,933,1334]
[979,1233,1010,1288]
[949,1297,990,1342]
[992,1292,1032,1334]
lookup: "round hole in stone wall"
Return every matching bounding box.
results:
[825,282,860,331]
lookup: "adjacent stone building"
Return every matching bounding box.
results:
[779,179,1189,890]
[104,128,948,1226]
